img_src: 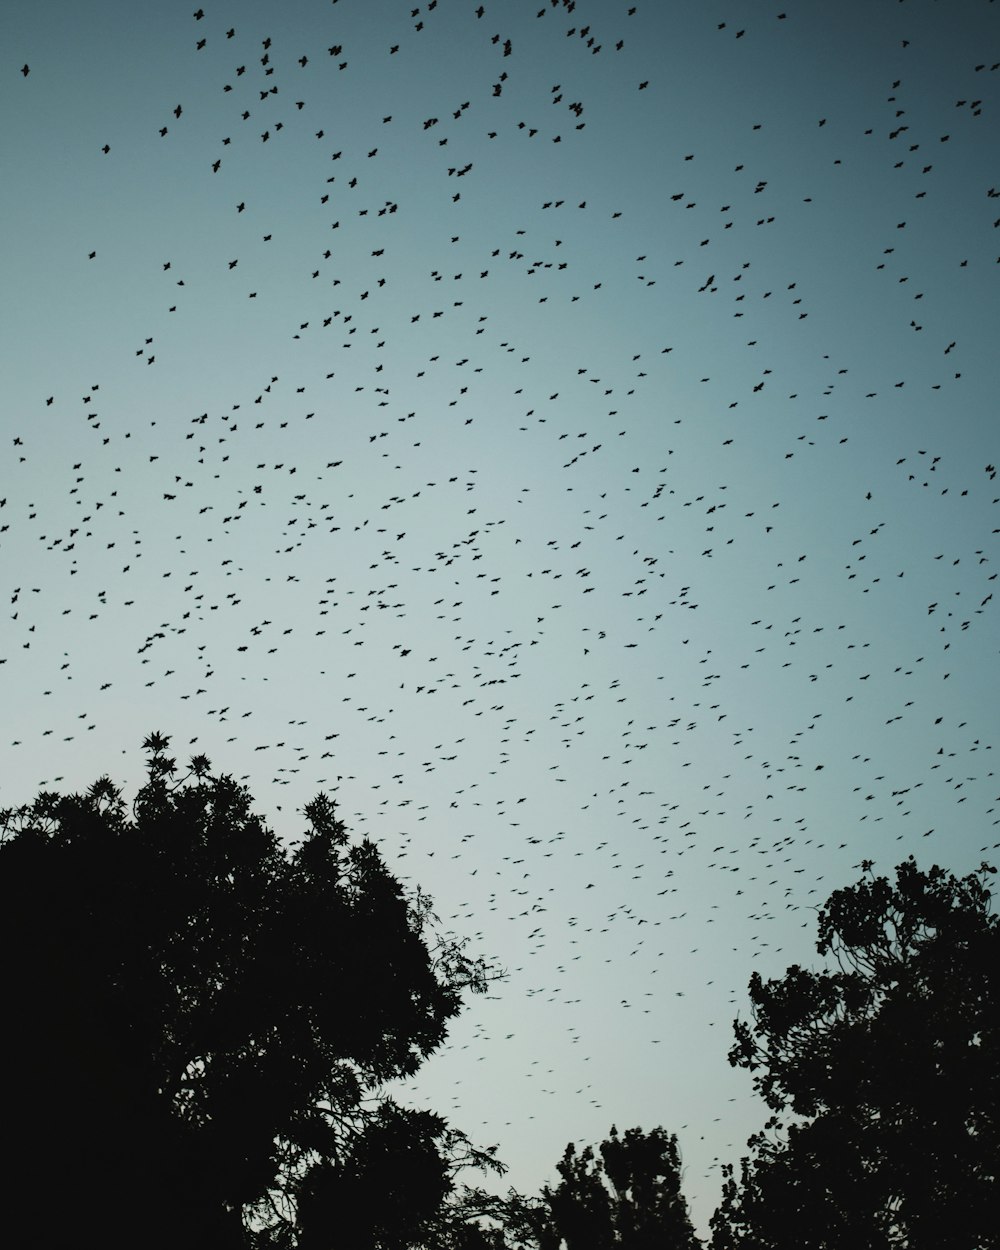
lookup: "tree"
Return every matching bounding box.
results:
[0,734,504,1249]
[422,1126,702,1250]
[541,1126,702,1250]
[597,1126,703,1250]
[711,857,1000,1250]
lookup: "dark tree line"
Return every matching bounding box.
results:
[1,738,997,1248]
[401,1125,701,1250]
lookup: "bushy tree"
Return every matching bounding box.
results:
[598,1125,703,1250]
[541,1126,702,1250]
[0,734,503,1249]
[711,857,1000,1250]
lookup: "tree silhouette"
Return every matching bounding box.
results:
[542,1127,702,1250]
[711,856,1000,1250]
[418,1126,702,1250]
[0,734,503,1249]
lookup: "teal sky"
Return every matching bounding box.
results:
[2,0,998,1237]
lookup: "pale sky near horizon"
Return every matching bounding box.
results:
[2,0,999,1239]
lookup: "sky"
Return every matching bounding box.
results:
[2,0,998,1238]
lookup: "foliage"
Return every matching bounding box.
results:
[0,735,504,1249]
[711,857,1000,1250]
[541,1126,702,1250]
[418,1127,702,1250]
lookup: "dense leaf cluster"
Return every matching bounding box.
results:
[540,1126,702,1250]
[0,735,502,1249]
[711,857,1000,1249]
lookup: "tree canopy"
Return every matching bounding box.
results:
[0,734,503,1249]
[412,1126,703,1250]
[711,856,1000,1250]
[541,1125,702,1250]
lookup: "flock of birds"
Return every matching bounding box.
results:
[4,0,999,1236]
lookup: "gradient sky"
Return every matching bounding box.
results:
[3,0,998,1238]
